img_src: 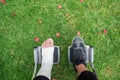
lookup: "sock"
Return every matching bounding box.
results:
[37,47,54,79]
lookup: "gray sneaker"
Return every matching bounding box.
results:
[71,36,86,72]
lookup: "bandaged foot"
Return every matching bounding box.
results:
[37,38,54,79]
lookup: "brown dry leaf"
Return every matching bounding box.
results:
[79,0,84,2]
[65,13,69,18]
[38,20,42,24]
[56,33,60,37]
[34,37,40,42]
[77,31,80,36]
[57,5,62,9]
[0,0,6,4]
[12,12,16,16]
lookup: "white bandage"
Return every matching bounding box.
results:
[37,47,54,80]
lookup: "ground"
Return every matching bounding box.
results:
[0,0,120,80]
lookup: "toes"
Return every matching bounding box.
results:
[49,38,54,46]
[42,38,54,47]
[46,39,50,46]
[42,41,45,47]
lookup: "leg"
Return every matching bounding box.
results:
[34,38,54,80]
[71,36,98,80]
[76,64,98,80]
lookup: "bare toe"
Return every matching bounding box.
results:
[48,38,54,47]
[42,41,46,47]
[46,39,50,46]
[42,38,54,48]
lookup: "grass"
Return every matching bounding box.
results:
[0,0,120,80]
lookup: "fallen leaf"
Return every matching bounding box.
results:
[65,13,69,18]
[0,0,6,4]
[77,31,80,36]
[38,20,42,24]
[103,29,107,34]
[12,12,16,16]
[56,33,60,37]
[97,32,100,35]
[79,0,84,2]
[0,0,4,1]
[57,5,62,9]
[34,37,40,42]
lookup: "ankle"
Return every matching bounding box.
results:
[76,64,87,76]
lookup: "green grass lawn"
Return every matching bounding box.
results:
[0,0,120,80]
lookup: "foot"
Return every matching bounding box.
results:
[72,36,86,72]
[41,38,54,64]
[36,38,54,79]
[76,64,87,76]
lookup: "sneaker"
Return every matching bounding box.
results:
[72,36,86,72]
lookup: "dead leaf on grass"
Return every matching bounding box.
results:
[38,20,42,24]
[57,5,62,9]
[0,0,6,4]
[12,12,16,16]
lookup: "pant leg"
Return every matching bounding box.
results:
[77,71,98,80]
[34,75,49,80]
